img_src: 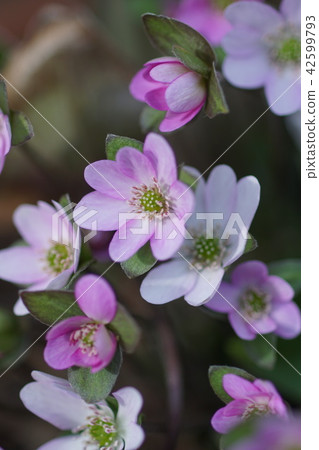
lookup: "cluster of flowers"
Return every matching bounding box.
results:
[0,0,301,449]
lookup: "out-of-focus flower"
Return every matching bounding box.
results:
[0,201,80,316]
[170,0,264,47]
[211,374,287,434]
[222,0,301,115]
[130,57,207,132]
[206,260,301,340]
[141,165,260,306]
[88,231,113,262]
[74,133,194,262]
[225,414,301,450]
[0,109,11,173]
[20,371,145,450]
[44,274,118,373]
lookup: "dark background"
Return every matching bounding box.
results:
[0,1,300,449]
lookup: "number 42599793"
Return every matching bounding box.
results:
[306,16,316,76]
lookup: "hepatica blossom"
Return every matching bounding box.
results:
[0,201,80,316]
[0,109,11,173]
[225,414,301,450]
[206,260,301,340]
[141,165,260,306]
[222,0,301,115]
[74,133,194,261]
[130,57,206,132]
[20,371,145,449]
[170,0,264,47]
[44,274,117,373]
[211,374,287,434]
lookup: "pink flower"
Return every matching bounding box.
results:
[0,201,80,316]
[130,57,206,132]
[20,371,145,449]
[44,274,118,373]
[225,414,300,450]
[74,133,194,262]
[0,110,11,173]
[222,0,301,115]
[206,260,301,340]
[211,374,288,434]
[169,0,264,46]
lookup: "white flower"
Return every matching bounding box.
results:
[20,371,145,450]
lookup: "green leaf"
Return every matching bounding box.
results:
[179,165,199,190]
[105,134,143,161]
[243,334,277,370]
[109,304,141,353]
[268,259,301,295]
[140,106,166,133]
[244,233,258,255]
[58,193,72,209]
[10,110,34,146]
[142,14,215,76]
[219,420,256,450]
[172,44,211,77]
[68,347,123,403]
[0,79,9,115]
[208,365,255,404]
[205,64,229,118]
[21,290,82,325]
[121,242,157,278]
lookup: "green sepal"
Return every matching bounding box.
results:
[140,106,166,133]
[244,233,258,255]
[205,64,229,118]
[21,290,82,325]
[120,242,157,279]
[208,365,255,404]
[109,304,141,353]
[142,14,215,76]
[105,134,143,161]
[243,334,277,370]
[0,78,9,115]
[67,347,123,403]
[179,165,199,190]
[9,110,34,146]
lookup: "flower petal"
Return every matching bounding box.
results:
[73,191,129,231]
[165,72,206,113]
[262,275,294,302]
[231,261,269,287]
[206,282,239,313]
[225,2,283,33]
[113,386,143,428]
[109,218,154,262]
[229,311,256,340]
[0,247,45,284]
[38,435,87,450]
[265,67,301,116]
[211,400,247,434]
[280,0,301,24]
[223,53,270,89]
[91,327,117,372]
[140,259,197,304]
[116,146,156,186]
[143,133,177,186]
[271,302,301,338]
[20,378,90,430]
[75,274,117,323]
[13,203,54,249]
[223,374,260,399]
[253,316,277,334]
[150,218,185,261]
[44,333,81,370]
[159,103,203,132]
[150,62,189,83]
[184,266,224,306]
[129,67,159,102]
[169,179,195,219]
[145,87,169,110]
[222,28,263,57]
[46,316,89,340]
[84,160,135,199]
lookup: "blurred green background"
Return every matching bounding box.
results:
[0,0,300,449]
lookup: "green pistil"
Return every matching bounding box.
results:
[194,236,221,264]
[89,418,118,448]
[46,243,73,274]
[241,289,268,318]
[140,190,167,213]
[275,37,301,63]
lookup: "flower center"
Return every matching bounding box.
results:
[88,416,119,449]
[70,323,99,357]
[190,235,223,270]
[129,178,170,218]
[240,288,270,320]
[242,402,270,421]
[46,242,73,274]
[267,26,301,65]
